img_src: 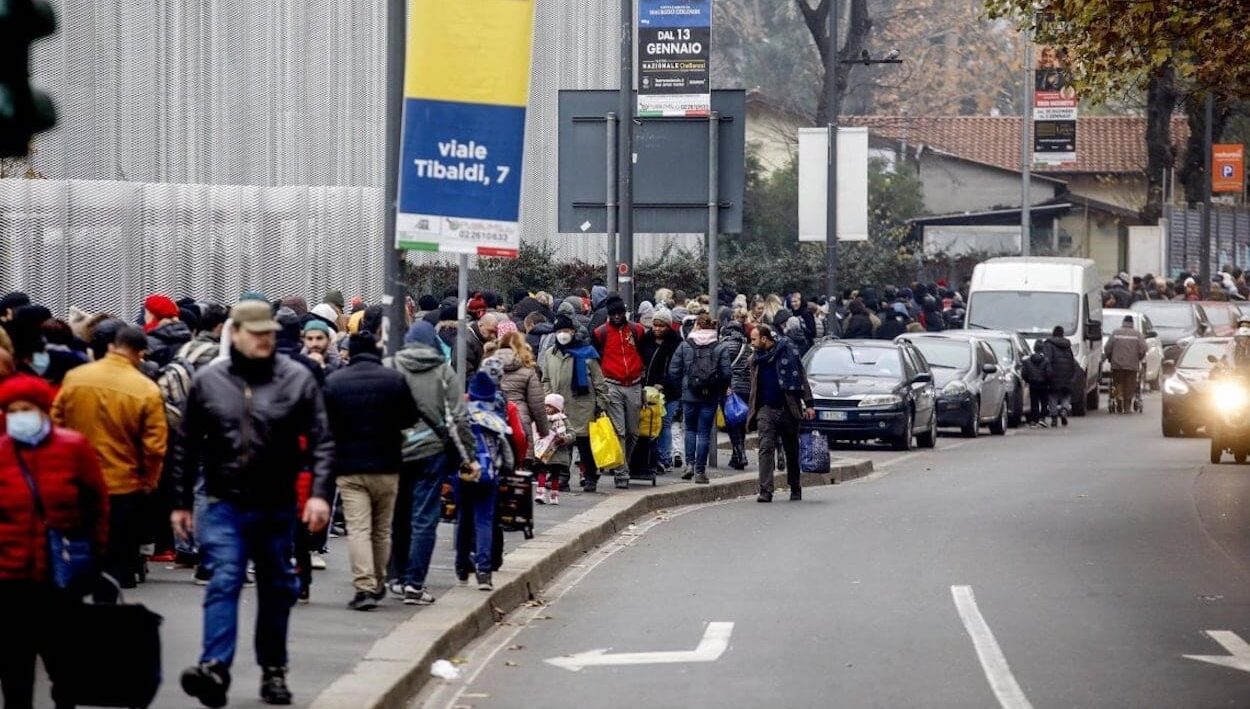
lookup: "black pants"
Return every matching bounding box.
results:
[1028,384,1049,423]
[574,436,599,485]
[757,405,802,496]
[106,492,146,587]
[0,582,70,709]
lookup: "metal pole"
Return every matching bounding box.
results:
[824,0,840,336]
[381,0,407,356]
[606,112,619,292]
[1200,92,1213,286]
[618,0,635,312]
[456,253,469,392]
[1020,21,1032,258]
[707,111,719,469]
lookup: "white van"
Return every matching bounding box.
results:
[965,257,1105,415]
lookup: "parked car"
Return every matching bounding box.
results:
[801,339,938,451]
[1160,337,1230,437]
[1099,308,1164,390]
[895,333,1009,437]
[948,329,1029,428]
[1197,301,1239,337]
[1130,300,1213,362]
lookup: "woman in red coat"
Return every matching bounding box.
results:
[0,374,109,709]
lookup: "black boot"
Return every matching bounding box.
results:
[181,661,230,709]
[260,666,293,705]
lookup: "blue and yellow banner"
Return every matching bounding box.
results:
[396,0,536,257]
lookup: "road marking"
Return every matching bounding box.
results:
[950,585,1034,709]
[1184,630,1250,673]
[544,621,734,671]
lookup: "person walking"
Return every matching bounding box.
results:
[1020,348,1051,428]
[0,374,109,709]
[748,323,815,502]
[1040,326,1077,427]
[322,333,419,611]
[591,297,645,488]
[387,321,473,606]
[171,300,334,707]
[639,308,682,470]
[1106,315,1147,413]
[720,320,754,470]
[457,371,515,590]
[668,314,733,485]
[493,331,550,452]
[52,325,167,588]
[542,315,609,492]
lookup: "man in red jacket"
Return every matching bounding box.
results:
[591,297,644,489]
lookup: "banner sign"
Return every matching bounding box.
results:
[1032,14,1077,167]
[637,0,711,117]
[797,127,869,243]
[1212,144,1245,194]
[395,0,535,257]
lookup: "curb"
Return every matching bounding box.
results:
[309,457,872,709]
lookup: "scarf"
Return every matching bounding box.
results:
[753,335,803,391]
[557,342,600,394]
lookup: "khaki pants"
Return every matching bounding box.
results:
[336,474,400,593]
[1112,369,1137,410]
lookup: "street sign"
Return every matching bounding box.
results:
[394,0,535,258]
[1212,144,1244,194]
[1184,630,1250,673]
[637,0,711,117]
[1032,16,1077,167]
[797,127,869,242]
[544,622,734,671]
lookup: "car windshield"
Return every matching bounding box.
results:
[983,338,1014,367]
[910,340,971,369]
[1133,303,1194,328]
[966,291,1078,334]
[1179,341,1229,369]
[1205,305,1232,329]
[806,346,902,378]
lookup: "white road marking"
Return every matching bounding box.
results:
[544,622,734,671]
[1184,630,1250,673]
[950,585,1034,709]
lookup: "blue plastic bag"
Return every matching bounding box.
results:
[722,392,749,429]
[799,432,830,473]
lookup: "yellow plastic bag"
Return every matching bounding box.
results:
[589,414,625,470]
[715,406,726,431]
[639,403,665,439]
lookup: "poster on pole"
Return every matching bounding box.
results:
[1212,144,1244,194]
[1032,14,1077,167]
[637,0,711,117]
[797,127,869,242]
[395,0,536,257]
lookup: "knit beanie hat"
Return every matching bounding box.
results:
[652,308,673,325]
[322,290,345,310]
[404,320,439,347]
[606,297,627,316]
[418,294,439,311]
[544,393,565,412]
[302,319,334,336]
[0,373,55,412]
[144,294,179,320]
[310,303,340,331]
[468,370,497,402]
[479,356,505,384]
[553,314,576,332]
[496,320,518,340]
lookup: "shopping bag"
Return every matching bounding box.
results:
[58,579,163,707]
[639,403,665,439]
[799,432,830,473]
[534,432,559,463]
[715,406,726,431]
[589,414,625,469]
[722,392,749,429]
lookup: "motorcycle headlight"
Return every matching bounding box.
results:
[1163,376,1189,396]
[857,394,902,408]
[942,380,969,396]
[1213,381,1248,411]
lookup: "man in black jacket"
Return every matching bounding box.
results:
[638,308,683,469]
[1040,326,1077,427]
[322,333,419,611]
[171,300,334,708]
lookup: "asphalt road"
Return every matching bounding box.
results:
[422,393,1250,709]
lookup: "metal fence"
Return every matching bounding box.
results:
[1166,204,1250,276]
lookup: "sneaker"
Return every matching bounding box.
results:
[370,586,387,602]
[614,473,631,489]
[310,555,327,570]
[790,490,802,501]
[389,580,406,597]
[534,486,548,505]
[476,572,493,591]
[403,585,436,605]
[457,572,470,586]
[181,661,230,709]
[194,565,213,586]
[260,666,292,706]
[549,489,560,505]
[347,591,378,611]
[1038,419,1049,428]
[680,469,694,481]
[673,453,683,468]
[149,549,177,563]
[694,472,710,485]
[757,492,773,503]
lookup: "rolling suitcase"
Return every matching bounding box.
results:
[59,580,163,708]
[628,438,659,486]
[496,470,535,539]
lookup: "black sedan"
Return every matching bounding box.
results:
[1161,337,1229,437]
[801,339,938,451]
[896,333,1010,437]
[1130,301,1213,361]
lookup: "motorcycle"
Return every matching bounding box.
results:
[1206,371,1250,464]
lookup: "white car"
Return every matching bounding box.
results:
[1100,308,1164,390]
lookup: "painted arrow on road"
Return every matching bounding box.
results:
[544,622,734,672]
[1184,630,1250,673]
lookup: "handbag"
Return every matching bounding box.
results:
[589,414,625,470]
[722,392,749,429]
[14,448,97,591]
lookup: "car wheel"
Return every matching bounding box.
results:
[917,413,937,449]
[1211,438,1223,465]
[1161,415,1181,438]
[961,399,980,438]
[989,399,1008,435]
[1008,390,1023,428]
[891,411,913,451]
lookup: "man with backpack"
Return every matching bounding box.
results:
[591,296,645,489]
[668,314,733,484]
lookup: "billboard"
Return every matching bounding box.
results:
[395,0,536,257]
[1212,144,1245,194]
[637,0,711,117]
[797,127,869,242]
[1033,14,1077,167]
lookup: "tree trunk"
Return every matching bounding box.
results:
[1141,67,1178,224]
[797,0,872,125]
[1179,94,1231,204]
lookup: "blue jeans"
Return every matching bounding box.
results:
[454,480,497,575]
[396,454,447,588]
[198,500,299,669]
[655,400,681,466]
[683,401,718,474]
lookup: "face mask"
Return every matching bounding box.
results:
[556,332,573,345]
[30,351,50,376]
[7,411,50,446]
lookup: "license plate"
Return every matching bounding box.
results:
[819,411,847,421]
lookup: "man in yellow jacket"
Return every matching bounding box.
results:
[53,324,167,587]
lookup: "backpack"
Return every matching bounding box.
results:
[466,404,510,484]
[687,342,723,398]
[156,341,214,431]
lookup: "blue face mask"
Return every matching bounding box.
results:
[30,351,50,376]
[7,411,50,446]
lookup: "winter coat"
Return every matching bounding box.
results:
[747,336,815,424]
[1105,326,1147,371]
[172,354,335,511]
[322,353,420,475]
[0,430,109,582]
[389,343,474,464]
[526,322,554,360]
[1021,352,1050,387]
[145,320,193,369]
[639,328,683,402]
[513,297,554,325]
[541,346,609,437]
[668,330,735,403]
[1040,336,1077,389]
[176,334,221,370]
[843,315,874,339]
[875,317,908,341]
[719,323,754,397]
[495,348,550,438]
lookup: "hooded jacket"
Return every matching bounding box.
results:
[1021,351,1050,387]
[668,329,735,403]
[639,326,683,402]
[720,322,754,397]
[495,347,550,438]
[389,343,473,464]
[145,320,193,368]
[1040,336,1077,388]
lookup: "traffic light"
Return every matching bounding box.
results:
[0,0,57,158]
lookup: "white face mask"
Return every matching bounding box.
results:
[556,332,573,345]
